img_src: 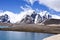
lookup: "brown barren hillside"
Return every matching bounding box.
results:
[44,19,60,25]
[0,22,60,34]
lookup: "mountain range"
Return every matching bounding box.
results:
[0,11,60,24]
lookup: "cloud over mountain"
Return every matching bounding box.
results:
[39,0,60,12]
[24,0,37,5]
[25,0,60,12]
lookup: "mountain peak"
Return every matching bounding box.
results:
[19,11,37,24]
[0,14,10,23]
[18,11,52,24]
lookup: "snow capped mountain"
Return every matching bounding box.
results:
[35,11,52,24]
[0,10,35,23]
[0,10,60,24]
[0,11,18,23]
[19,11,37,24]
[19,11,52,24]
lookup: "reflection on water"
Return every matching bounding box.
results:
[0,31,54,40]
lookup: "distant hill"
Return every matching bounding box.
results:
[44,19,60,25]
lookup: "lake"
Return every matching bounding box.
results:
[0,26,55,40]
[0,31,54,40]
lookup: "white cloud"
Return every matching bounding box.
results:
[38,0,60,12]
[25,0,60,12]
[20,4,32,11]
[25,0,37,5]
[20,5,35,22]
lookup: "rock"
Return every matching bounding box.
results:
[34,14,42,24]
[20,15,34,24]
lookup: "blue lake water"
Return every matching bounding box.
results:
[0,26,54,40]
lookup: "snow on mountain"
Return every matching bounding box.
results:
[19,11,52,24]
[34,11,52,24]
[19,11,37,24]
[17,9,35,23]
[0,11,18,23]
[0,9,34,23]
[52,15,60,19]
[34,14,42,24]
[0,10,60,24]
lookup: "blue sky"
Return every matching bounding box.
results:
[0,0,60,15]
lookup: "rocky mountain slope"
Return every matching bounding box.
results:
[0,14,10,23]
[19,11,52,24]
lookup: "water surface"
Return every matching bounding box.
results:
[0,31,54,40]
